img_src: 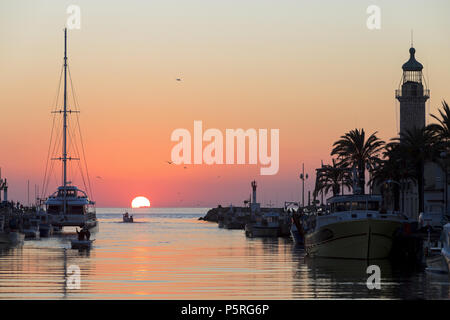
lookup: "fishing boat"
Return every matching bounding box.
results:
[304,194,406,259]
[71,239,94,250]
[123,212,134,223]
[245,211,280,237]
[42,29,97,231]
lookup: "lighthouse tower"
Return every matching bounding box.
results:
[395,47,429,134]
[250,180,260,213]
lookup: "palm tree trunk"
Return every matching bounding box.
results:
[358,161,365,195]
[333,183,340,197]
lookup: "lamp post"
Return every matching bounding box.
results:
[299,163,308,208]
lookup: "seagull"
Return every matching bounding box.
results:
[166,161,173,165]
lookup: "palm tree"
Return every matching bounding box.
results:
[428,100,450,149]
[314,159,352,198]
[390,127,437,215]
[427,100,450,215]
[331,128,385,194]
[369,143,416,211]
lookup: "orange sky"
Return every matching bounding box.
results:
[0,0,449,207]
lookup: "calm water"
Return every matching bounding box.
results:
[0,208,449,299]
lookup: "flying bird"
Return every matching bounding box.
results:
[176,78,182,81]
[166,161,173,165]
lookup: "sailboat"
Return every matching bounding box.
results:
[43,29,97,230]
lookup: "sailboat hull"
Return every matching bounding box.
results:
[305,219,401,260]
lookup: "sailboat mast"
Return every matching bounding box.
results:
[63,28,68,214]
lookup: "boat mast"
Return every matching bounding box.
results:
[63,28,68,214]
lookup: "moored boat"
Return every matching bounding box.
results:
[71,239,94,250]
[304,194,406,259]
[41,29,97,232]
[245,211,280,238]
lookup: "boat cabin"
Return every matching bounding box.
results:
[45,185,96,227]
[328,194,382,213]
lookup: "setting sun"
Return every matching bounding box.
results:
[131,196,151,208]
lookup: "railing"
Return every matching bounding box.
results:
[396,88,430,98]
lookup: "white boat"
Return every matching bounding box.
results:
[42,29,97,231]
[22,217,40,239]
[46,186,97,229]
[304,194,406,260]
[245,211,280,237]
[0,217,25,245]
[71,239,94,250]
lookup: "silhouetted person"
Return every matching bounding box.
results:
[76,228,85,241]
[84,227,91,241]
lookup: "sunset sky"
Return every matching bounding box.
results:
[1,0,449,207]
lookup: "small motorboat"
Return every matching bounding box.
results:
[71,239,94,250]
[123,212,134,223]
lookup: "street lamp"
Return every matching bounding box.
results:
[299,163,308,208]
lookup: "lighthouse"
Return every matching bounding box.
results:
[250,180,260,213]
[395,46,429,134]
